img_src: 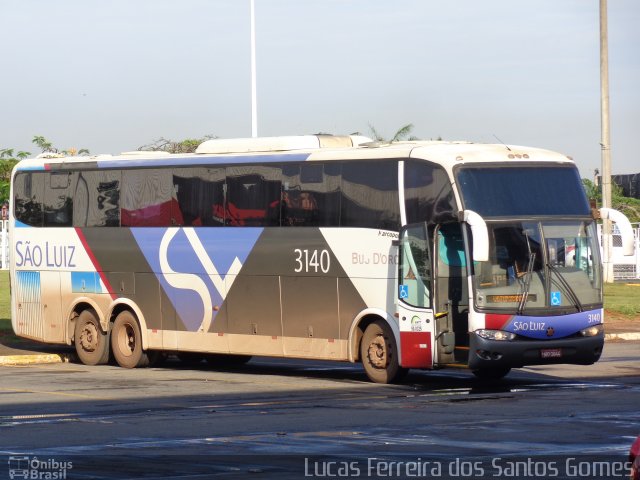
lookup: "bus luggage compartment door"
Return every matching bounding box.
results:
[14,270,64,342]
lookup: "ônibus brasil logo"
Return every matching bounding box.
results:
[8,456,72,479]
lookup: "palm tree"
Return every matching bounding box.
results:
[367,123,419,143]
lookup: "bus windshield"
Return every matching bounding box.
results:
[456,165,590,217]
[473,221,601,312]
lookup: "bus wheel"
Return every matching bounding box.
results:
[360,320,405,384]
[74,309,109,365]
[111,311,148,368]
[472,367,511,380]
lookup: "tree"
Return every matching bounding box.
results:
[0,148,30,203]
[582,178,640,223]
[138,135,217,154]
[367,123,420,143]
[32,135,90,156]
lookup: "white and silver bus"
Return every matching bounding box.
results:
[9,135,635,382]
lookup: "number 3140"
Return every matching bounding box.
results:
[294,249,330,273]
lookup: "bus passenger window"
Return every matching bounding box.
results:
[13,172,45,227]
[173,168,225,227]
[281,163,340,227]
[341,161,400,230]
[73,171,121,227]
[44,172,76,227]
[404,160,457,225]
[122,169,174,227]
[225,166,281,226]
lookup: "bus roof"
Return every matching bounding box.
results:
[13,135,575,173]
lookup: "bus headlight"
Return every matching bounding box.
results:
[579,324,603,337]
[476,329,515,341]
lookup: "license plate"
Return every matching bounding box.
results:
[541,348,562,359]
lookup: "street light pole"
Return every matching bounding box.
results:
[250,0,258,138]
[600,0,614,283]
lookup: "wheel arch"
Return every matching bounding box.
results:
[347,308,401,363]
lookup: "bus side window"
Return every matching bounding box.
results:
[404,160,457,225]
[341,161,400,230]
[13,172,45,227]
[226,166,281,226]
[281,163,334,227]
[173,168,225,227]
[73,171,121,227]
[122,169,173,227]
[44,172,76,227]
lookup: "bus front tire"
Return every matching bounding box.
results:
[111,311,150,368]
[360,320,406,384]
[74,309,110,366]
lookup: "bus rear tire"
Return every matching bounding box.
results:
[472,367,511,380]
[360,320,406,384]
[74,309,109,366]
[111,311,149,368]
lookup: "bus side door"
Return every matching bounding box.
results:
[397,223,435,369]
[434,224,469,365]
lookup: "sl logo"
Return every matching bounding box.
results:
[546,326,555,337]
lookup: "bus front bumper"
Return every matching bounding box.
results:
[468,332,604,371]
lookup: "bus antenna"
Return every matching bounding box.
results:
[493,134,512,151]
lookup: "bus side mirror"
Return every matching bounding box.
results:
[461,210,489,262]
[600,207,635,256]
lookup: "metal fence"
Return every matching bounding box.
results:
[1,220,8,270]
[1,220,639,278]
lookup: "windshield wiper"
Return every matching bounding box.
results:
[546,262,583,312]
[517,252,536,315]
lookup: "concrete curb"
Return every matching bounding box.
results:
[605,332,640,342]
[0,353,73,366]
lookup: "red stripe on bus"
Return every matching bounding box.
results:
[399,332,432,369]
[74,227,117,300]
[485,313,512,330]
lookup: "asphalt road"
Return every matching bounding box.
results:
[1,342,639,479]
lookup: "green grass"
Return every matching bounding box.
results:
[0,269,638,335]
[0,269,11,333]
[604,282,640,317]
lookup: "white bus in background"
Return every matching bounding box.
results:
[8,135,635,382]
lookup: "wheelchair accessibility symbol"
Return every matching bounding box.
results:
[550,291,562,306]
[399,284,409,299]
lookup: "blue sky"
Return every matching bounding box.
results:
[1,0,638,177]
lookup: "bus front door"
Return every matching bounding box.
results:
[397,223,436,369]
[434,224,469,366]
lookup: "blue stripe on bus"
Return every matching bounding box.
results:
[71,272,102,294]
[97,153,311,169]
[14,220,30,228]
[16,166,47,171]
[502,309,600,339]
